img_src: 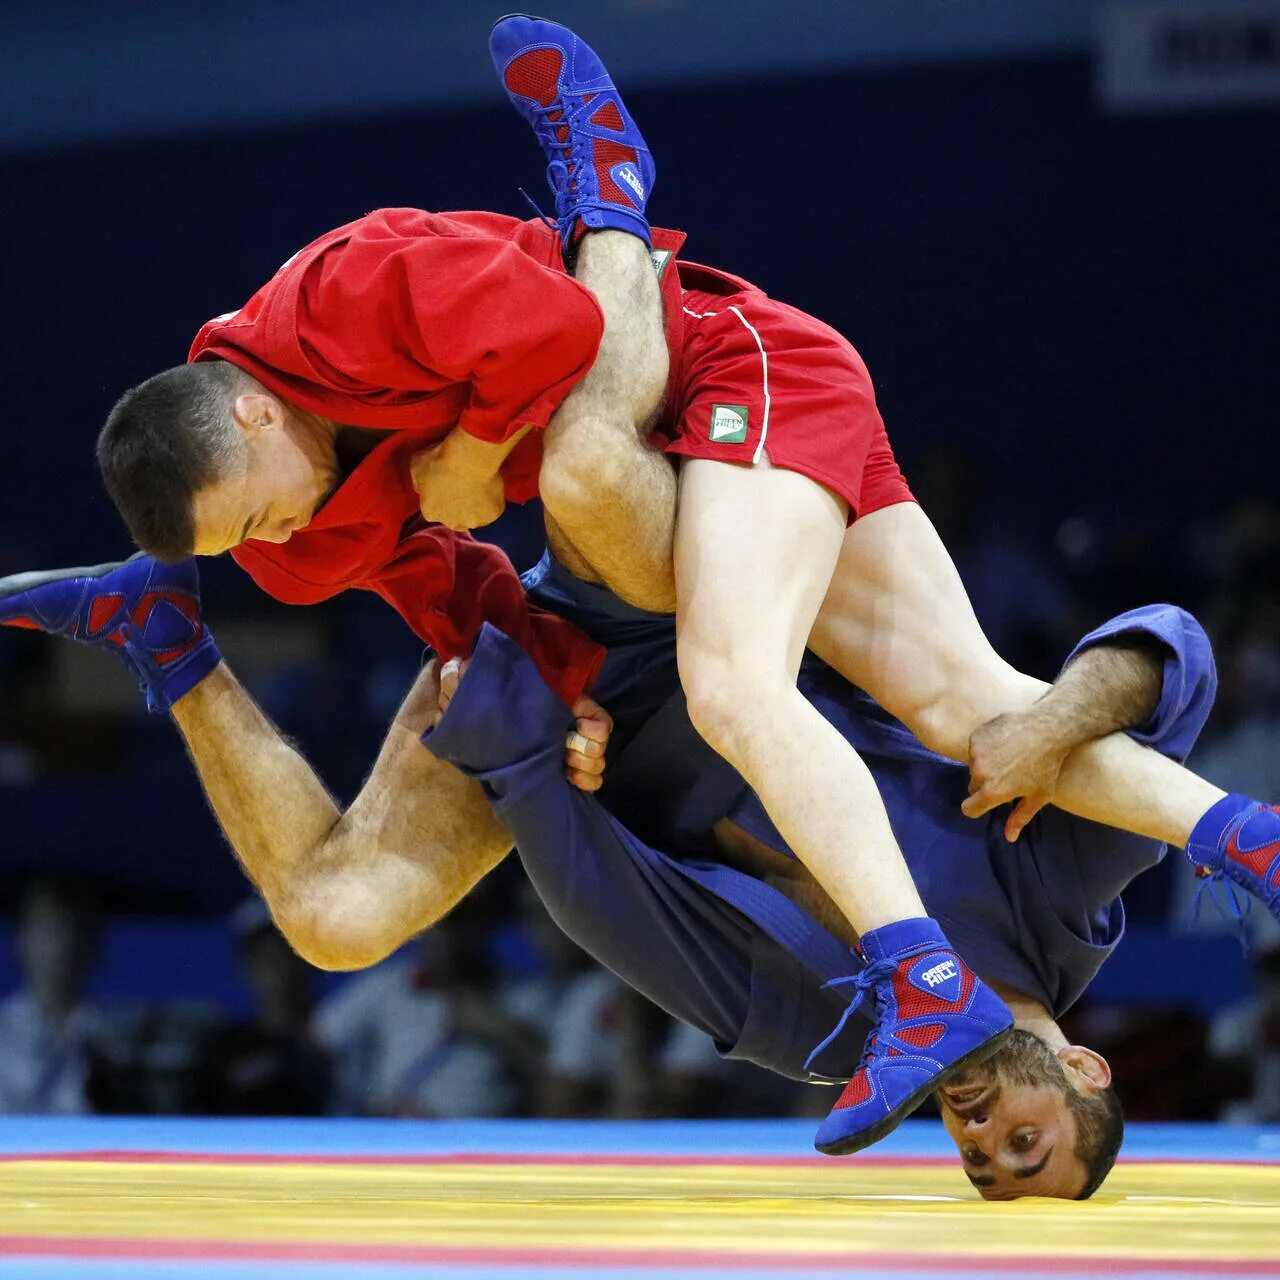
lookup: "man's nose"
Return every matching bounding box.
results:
[963,1113,991,1132]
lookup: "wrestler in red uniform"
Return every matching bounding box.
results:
[182,207,689,704]
[184,204,911,709]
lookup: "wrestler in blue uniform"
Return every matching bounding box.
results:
[412,552,1214,1199]
[426,554,1215,1085]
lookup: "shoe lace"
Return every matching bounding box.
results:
[529,97,594,210]
[115,619,164,694]
[1189,864,1252,955]
[518,187,558,235]
[803,957,898,1073]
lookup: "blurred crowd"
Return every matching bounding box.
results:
[0,877,790,1121]
[2,444,1279,1123]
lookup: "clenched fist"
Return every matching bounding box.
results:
[410,442,506,531]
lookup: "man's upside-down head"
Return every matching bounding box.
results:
[935,1029,1123,1200]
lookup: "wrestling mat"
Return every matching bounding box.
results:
[1,1118,1277,1279]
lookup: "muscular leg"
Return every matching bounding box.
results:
[171,662,512,971]
[675,458,925,937]
[539,231,678,612]
[808,502,1223,845]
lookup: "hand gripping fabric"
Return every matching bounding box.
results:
[0,556,220,714]
[807,917,1014,1156]
[1186,793,1280,925]
[490,14,655,247]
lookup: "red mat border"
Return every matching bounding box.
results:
[0,1150,1273,1167]
[1,1236,1277,1273]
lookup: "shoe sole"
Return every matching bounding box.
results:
[815,1024,1016,1157]
[490,14,551,38]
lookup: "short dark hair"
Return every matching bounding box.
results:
[1068,1083,1124,1199]
[97,361,247,560]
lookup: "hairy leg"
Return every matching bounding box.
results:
[539,231,678,612]
[675,458,925,937]
[808,502,1223,846]
[171,662,512,970]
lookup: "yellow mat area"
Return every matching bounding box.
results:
[3,1157,1278,1266]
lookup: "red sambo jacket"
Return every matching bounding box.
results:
[189,208,687,704]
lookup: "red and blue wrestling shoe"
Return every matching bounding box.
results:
[808,917,1014,1155]
[1186,793,1280,923]
[0,556,220,714]
[490,14,655,248]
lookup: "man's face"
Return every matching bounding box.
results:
[936,1030,1094,1200]
[191,395,338,556]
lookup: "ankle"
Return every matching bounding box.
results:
[857,916,949,965]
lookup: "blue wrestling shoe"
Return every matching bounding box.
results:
[490,14,655,248]
[0,556,220,713]
[808,918,1014,1155]
[1187,793,1280,923]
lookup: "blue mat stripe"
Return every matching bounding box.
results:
[2,1262,1274,1280]
[0,1117,1277,1161]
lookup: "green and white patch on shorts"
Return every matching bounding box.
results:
[708,403,750,444]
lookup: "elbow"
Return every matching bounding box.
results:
[275,891,417,973]
[291,931,395,974]
[281,921,396,974]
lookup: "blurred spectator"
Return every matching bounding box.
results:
[0,624,48,786]
[910,441,1082,679]
[1190,606,1280,829]
[0,737,38,787]
[537,966,728,1119]
[1195,500,1280,781]
[497,883,588,1043]
[1197,497,1280,633]
[1179,498,1280,949]
[1256,952,1280,1124]
[0,880,105,1113]
[1209,944,1280,1123]
[193,899,331,1115]
[537,965,624,1117]
[657,1013,752,1118]
[1062,1002,1233,1122]
[315,899,529,1117]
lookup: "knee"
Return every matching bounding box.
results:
[680,650,784,768]
[540,427,633,518]
[907,698,977,762]
[906,668,1045,763]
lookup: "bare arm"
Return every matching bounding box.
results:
[171,661,513,970]
[1014,638,1164,744]
[964,638,1165,840]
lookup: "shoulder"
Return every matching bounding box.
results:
[340,208,538,248]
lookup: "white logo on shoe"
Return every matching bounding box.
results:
[921,961,958,988]
[615,164,646,202]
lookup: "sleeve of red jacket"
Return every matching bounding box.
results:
[231,526,604,707]
[301,233,606,446]
[366,530,606,708]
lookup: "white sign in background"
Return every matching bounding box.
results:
[1098,0,1280,111]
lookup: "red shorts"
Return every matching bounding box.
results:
[659,263,915,519]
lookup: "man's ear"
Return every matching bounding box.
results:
[1058,1044,1112,1091]
[232,392,280,435]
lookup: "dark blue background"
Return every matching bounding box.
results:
[2,55,1276,568]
